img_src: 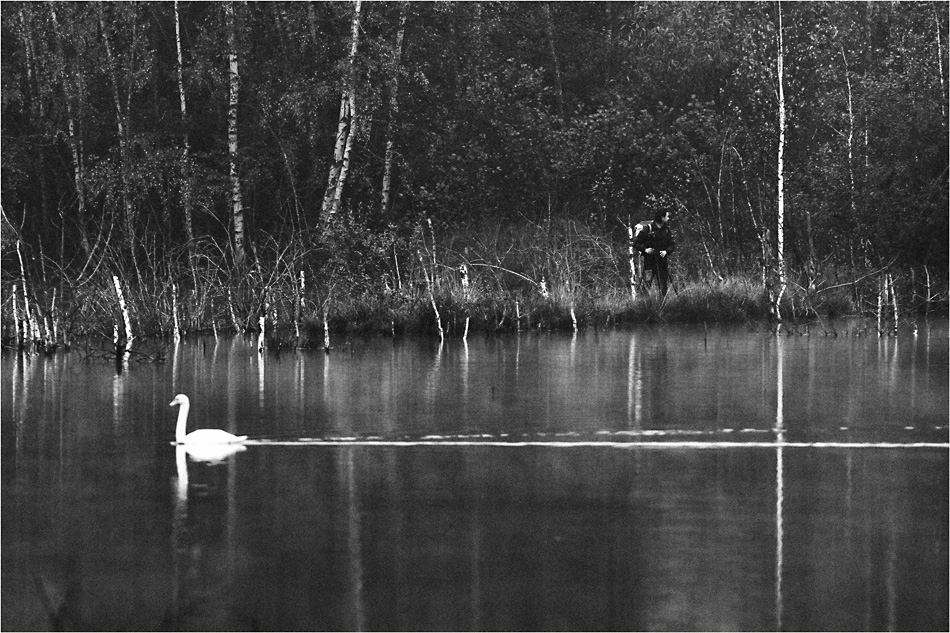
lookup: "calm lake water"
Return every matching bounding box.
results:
[2,322,948,631]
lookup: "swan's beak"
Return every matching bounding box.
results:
[169,398,178,407]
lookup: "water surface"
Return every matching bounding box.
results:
[2,322,948,631]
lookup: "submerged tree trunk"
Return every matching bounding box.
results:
[321,0,361,223]
[174,0,197,273]
[226,0,246,267]
[381,3,407,216]
[774,3,788,321]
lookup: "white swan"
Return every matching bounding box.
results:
[169,394,248,445]
[184,443,247,464]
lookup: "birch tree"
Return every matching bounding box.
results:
[48,5,92,258]
[773,2,787,320]
[174,0,197,273]
[1,1,945,286]
[380,3,407,216]
[934,4,947,121]
[97,3,141,279]
[225,0,246,266]
[321,0,361,223]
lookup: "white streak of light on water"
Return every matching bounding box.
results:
[243,440,948,449]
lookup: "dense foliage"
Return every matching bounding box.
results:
[1,1,947,341]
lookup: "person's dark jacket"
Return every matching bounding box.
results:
[633,221,675,258]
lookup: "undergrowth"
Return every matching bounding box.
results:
[2,219,945,351]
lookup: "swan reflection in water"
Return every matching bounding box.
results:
[167,442,257,630]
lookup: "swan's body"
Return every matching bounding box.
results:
[181,442,246,465]
[170,394,248,445]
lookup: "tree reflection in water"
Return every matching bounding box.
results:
[2,324,947,630]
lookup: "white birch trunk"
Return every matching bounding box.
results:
[774,4,788,321]
[172,283,181,341]
[381,4,407,215]
[12,285,21,347]
[417,250,443,341]
[840,44,859,237]
[296,270,305,344]
[627,225,638,301]
[888,274,899,333]
[322,0,361,222]
[935,7,947,121]
[113,274,134,349]
[174,1,197,267]
[226,1,246,267]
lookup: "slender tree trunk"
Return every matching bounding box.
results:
[18,9,35,91]
[863,3,871,172]
[49,6,92,258]
[225,1,246,267]
[627,224,638,301]
[98,4,140,278]
[935,5,947,121]
[716,140,727,244]
[306,1,327,75]
[840,44,858,235]
[381,3,407,216]
[174,0,197,273]
[542,2,565,119]
[307,2,320,50]
[20,9,54,241]
[322,0,362,223]
[774,3,788,321]
[605,3,617,86]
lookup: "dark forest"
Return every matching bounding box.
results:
[2,1,947,348]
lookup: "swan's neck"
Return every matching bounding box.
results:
[175,446,189,490]
[175,401,190,443]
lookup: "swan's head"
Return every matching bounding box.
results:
[169,393,190,408]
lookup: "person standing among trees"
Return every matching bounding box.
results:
[633,210,676,295]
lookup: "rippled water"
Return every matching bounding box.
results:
[2,322,948,630]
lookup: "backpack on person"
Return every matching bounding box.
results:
[632,220,654,250]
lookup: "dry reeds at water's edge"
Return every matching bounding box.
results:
[2,220,946,352]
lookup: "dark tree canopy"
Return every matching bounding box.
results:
[2,1,947,280]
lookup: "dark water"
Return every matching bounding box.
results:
[2,322,948,631]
